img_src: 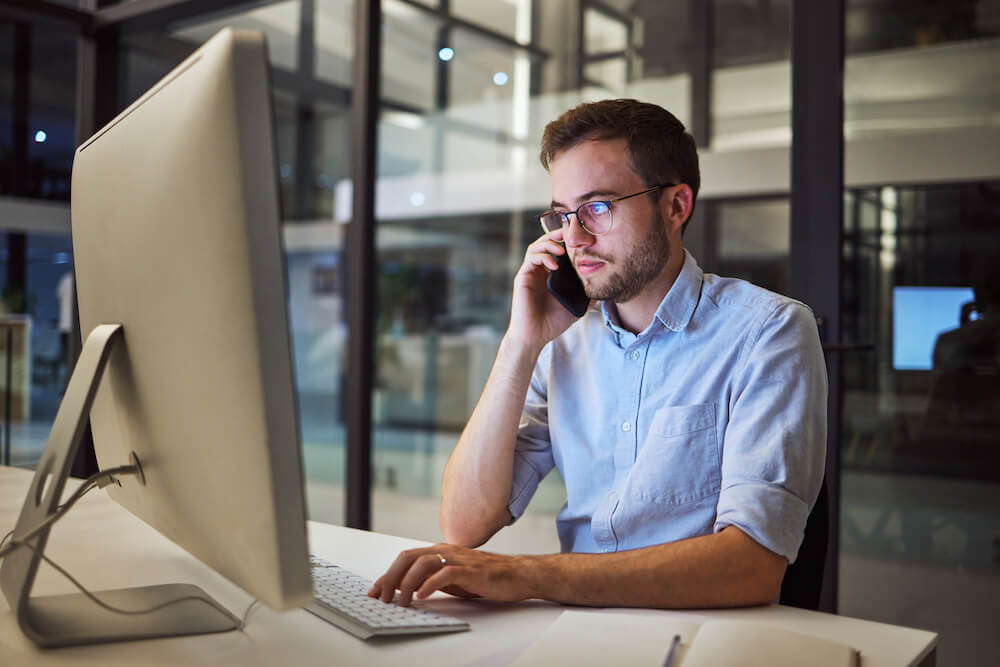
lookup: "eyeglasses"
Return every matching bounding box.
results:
[538,183,677,236]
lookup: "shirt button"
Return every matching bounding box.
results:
[607,491,618,502]
[621,422,632,432]
[629,350,640,360]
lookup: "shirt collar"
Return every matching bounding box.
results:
[601,248,704,336]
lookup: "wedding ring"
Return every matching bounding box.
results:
[435,553,447,567]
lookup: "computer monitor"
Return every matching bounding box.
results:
[893,286,976,371]
[0,28,311,647]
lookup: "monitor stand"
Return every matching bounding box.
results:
[0,324,239,648]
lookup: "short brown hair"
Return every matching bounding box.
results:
[539,99,700,231]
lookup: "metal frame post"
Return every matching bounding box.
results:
[345,0,381,530]
[790,0,845,614]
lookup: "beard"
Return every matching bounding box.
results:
[582,207,671,304]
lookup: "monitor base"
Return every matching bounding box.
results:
[0,324,241,648]
[25,583,239,648]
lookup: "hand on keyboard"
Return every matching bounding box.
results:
[306,555,469,640]
[368,543,531,608]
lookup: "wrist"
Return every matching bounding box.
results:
[511,553,558,602]
[499,331,545,361]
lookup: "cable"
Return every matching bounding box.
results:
[1,464,258,633]
[0,485,92,560]
[0,528,13,554]
[58,478,98,510]
[240,599,261,630]
[0,465,136,560]
[12,539,250,628]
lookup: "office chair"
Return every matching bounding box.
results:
[779,477,829,610]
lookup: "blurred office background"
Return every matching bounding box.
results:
[1,0,998,663]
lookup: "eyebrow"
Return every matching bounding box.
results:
[550,189,622,210]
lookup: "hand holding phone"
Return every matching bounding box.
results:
[546,250,590,317]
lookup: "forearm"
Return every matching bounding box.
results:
[440,334,543,547]
[518,526,786,609]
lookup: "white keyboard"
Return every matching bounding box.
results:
[305,555,470,640]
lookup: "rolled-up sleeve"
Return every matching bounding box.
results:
[713,302,827,563]
[507,345,556,521]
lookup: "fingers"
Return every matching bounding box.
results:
[375,548,425,603]
[521,231,567,275]
[416,567,466,601]
[369,546,452,605]
[366,547,525,607]
[397,553,449,606]
[539,227,564,245]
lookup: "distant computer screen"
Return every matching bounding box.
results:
[893,286,975,370]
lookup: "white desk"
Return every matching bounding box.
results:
[0,466,936,666]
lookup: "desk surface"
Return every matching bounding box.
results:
[0,466,937,666]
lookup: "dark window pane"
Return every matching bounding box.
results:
[0,22,12,196]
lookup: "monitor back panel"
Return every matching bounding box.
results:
[70,29,310,610]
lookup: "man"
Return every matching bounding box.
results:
[369,99,827,609]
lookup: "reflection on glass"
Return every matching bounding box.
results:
[382,0,439,111]
[710,0,791,150]
[844,36,1000,140]
[315,0,355,88]
[171,0,301,71]
[711,0,1000,149]
[451,0,523,42]
[892,286,975,371]
[840,181,1000,666]
[449,30,519,109]
[843,2,1000,141]
[583,59,628,95]
[27,26,76,201]
[0,21,76,469]
[921,280,1000,457]
[285,238,347,526]
[584,7,628,54]
[713,0,791,68]
[713,199,790,295]
[842,182,1000,478]
[0,231,74,468]
[845,1,997,54]
[0,22,13,196]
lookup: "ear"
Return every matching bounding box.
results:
[662,184,694,235]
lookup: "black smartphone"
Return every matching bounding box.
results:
[546,250,590,317]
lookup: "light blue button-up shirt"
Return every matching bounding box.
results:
[508,250,827,563]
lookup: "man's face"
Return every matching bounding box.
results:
[548,137,671,304]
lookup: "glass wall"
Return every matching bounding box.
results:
[844,0,1000,141]
[372,0,564,551]
[120,0,354,525]
[709,198,790,296]
[368,0,795,552]
[0,22,12,196]
[703,1,792,297]
[0,20,76,469]
[25,26,75,202]
[711,0,792,150]
[837,3,1000,665]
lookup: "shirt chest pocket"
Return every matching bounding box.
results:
[628,403,721,505]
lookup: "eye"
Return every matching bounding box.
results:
[588,201,610,215]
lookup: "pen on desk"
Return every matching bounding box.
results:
[661,633,681,667]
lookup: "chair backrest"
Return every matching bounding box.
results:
[779,477,829,610]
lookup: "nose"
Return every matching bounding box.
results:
[562,213,595,249]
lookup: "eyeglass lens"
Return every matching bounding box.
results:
[541,201,612,234]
